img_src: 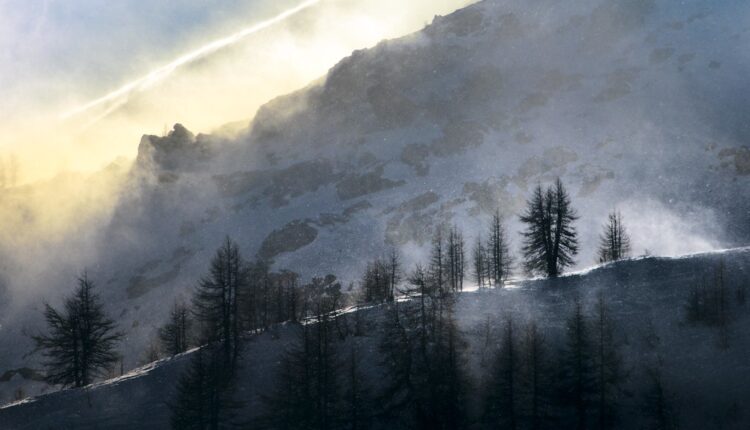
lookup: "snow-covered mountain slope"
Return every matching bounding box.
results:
[2,248,750,429]
[2,0,750,396]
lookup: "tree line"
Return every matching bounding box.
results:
[26,178,646,428]
[361,178,632,303]
[261,280,677,430]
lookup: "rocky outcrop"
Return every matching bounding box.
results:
[258,221,319,260]
[135,124,215,173]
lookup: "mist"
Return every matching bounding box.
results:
[0,0,472,309]
[0,0,474,184]
[0,0,748,410]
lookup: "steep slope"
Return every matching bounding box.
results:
[2,0,750,396]
[2,248,750,429]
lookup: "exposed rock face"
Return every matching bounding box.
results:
[719,147,750,175]
[215,159,342,207]
[135,124,215,172]
[258,221,319,260]
[336,166,405,200]
[126,248,196,299]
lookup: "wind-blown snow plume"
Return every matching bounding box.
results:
[60,0,321,122]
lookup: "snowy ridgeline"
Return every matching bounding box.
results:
[1,247,750,429]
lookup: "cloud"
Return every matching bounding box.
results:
[61,0,322,122]
[0,0,473,184]
[618,199,723,258]
[0,0,475,313]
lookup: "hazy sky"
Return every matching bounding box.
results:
[0,0,472,182]
[1,0,279,117]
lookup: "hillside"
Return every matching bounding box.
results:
[2,0,750,399]
[1,248,750,429]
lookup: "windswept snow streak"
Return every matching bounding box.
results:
[60,0,320,122]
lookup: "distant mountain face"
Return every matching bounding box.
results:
[2,0,750,388]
